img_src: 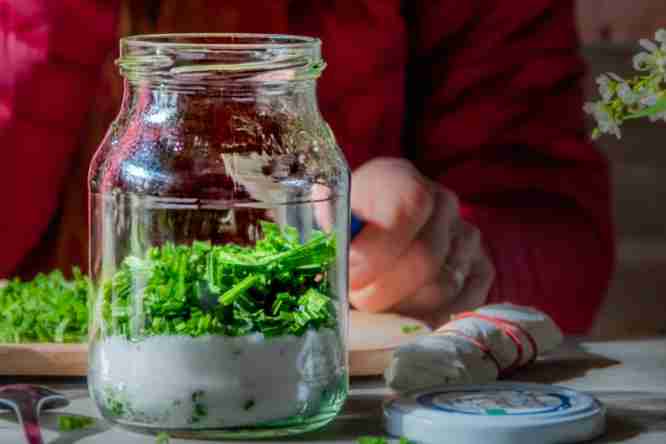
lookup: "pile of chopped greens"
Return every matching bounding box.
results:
[0,269,89,343]
[102,221,337,339]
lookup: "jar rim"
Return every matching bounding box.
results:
[120,33,321,51]
[118,33,324,84]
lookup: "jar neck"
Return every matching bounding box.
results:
[120,79,321,125]
[116,34,325,127]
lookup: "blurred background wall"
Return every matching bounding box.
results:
[576,1,666,337]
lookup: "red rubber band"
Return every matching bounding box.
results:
[452,312,539,377]
[439,328,503,374]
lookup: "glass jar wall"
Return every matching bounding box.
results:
[87,34,350,439]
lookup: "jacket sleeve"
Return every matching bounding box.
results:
[0,0,119,278]
[404,0,615,333]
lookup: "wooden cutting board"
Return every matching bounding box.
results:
[348,310,431,376]
[0,311,430,377]
[0,343,88,376]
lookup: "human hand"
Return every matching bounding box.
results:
[349,158,495,327]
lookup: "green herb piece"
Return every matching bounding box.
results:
[101,221,337,339]
[192,402,208,422]
[191,390,204,402]
[58,415,95,431]
[102,387,129,417]
[243,399,255,411]
[189,390,208,424]
[358,438,388,444]
[401,324,422,334]
[358,437,414,444]
[156,432,170,444]
[0,268,90,344]
[218,274,263,306]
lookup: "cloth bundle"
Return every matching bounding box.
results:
[385,304,564,392]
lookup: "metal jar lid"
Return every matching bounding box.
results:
[383,382,606,444]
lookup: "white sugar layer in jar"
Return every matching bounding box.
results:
[88,329,344,428]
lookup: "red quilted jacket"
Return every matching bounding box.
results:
[0,0,614,333]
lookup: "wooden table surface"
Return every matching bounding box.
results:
[0,337,664,444]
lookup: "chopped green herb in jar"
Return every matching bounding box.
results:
[102,387,129,417]
[58,415,95,431]
[192,390,205,403]
[155,432,170,444]
[243,399,255,411]
[101,221,337,339]
[193,402,207,419]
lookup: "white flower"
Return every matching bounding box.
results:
[633,52,653,71]
[583,102,596,115]
[656,29,666,49]
[584,102,622,139]
[596,74,615,102]
[617,82,639,105]
[607,72,624,82]
[633,36,666,79]
[640,39,659,53]
[640,92,659,107]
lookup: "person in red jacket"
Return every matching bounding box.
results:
[0,0,614,334]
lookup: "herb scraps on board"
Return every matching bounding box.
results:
[0,268,89,343]
[585,29,666,139]
[401,324,423,334]
[155,432,170,444]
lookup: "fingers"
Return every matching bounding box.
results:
[349,239,442,312]
[349,158,436,289]
[432,250,496,327]
[347,157,495,325]
[385,223,494,328]
[445,220,481,278]
[349,186,457,312]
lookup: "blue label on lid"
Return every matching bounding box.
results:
[416,389,573,416]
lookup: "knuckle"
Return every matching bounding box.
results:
[487,260,497,281]
[398,178,435,221]
[482,255,496,282]
[349,289,383,313]
[439,188,460,214]
[462,223,482,247]
[367,157,416,175]
[410,240,441,282]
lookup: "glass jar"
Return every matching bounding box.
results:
[87,34,349,439]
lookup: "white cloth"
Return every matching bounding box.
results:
[385,304,563,392]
